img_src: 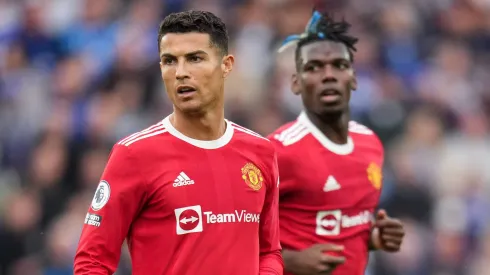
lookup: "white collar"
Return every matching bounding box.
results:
[162,115,234,149]
[298,111,354,155]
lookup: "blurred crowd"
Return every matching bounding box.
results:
[0,0,489,274]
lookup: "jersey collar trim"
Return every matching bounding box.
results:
[162,115,234,149]
[298,111,354,155]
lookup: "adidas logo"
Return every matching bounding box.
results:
[324,175,341,192]
[173,172,195,187]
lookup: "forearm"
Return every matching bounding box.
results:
[74,251,113,275]
[259,249,284,274]
[281,249,299,273]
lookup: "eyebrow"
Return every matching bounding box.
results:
[304,56,350,64]
[160,50,208,59]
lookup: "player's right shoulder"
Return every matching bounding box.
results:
[115,121,169,150]
[267,120,310,148]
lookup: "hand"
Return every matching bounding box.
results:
[283,244,345,275]
[372,209,405,252]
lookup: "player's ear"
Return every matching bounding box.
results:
[351,70,357,91]
[291,73,301,95]
[221,54,234,78]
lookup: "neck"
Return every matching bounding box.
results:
[170,105,226,141]
[305,109,350,144]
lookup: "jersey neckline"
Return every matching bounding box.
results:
[162,115,234,149]
[298,111,354,155]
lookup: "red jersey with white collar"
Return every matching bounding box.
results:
[268,112,384,275]
[74,115,283,275]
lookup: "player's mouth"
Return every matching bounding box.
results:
[176,85,197,97]
[320,89,341,103]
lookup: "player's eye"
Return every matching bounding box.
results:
[162,58,175,65]
[305,63,321,72]
[189,56,203,63]
[336,61,350,70]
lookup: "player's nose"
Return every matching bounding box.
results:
[322,65,338,83]
[175,61,190,80]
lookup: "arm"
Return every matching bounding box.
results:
[282,249,301,272]
[258,153,283,275]
[369,210,405,253]
[269,139,294,197]
[74,145,147,274]
[368,146,405,251]
[281,245,345,275]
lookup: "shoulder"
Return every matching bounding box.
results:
[267,119,310,149]
[348,121,384,154]
[229,121,272,148]
[266,120,311,171]
[228,120,277,160]
[348,120,375,136]
[115,121,170,152]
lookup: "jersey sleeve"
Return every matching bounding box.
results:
[269,139,296,197]
[258,151,284,274]
[74,144,148,275]
[373,133,385,186]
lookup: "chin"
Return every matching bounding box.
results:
[176,101,206,114]
[321,110,344,117]
[319,103,347,115]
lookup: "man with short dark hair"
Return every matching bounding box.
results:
[74,10,283,275]
[269,10,405,275]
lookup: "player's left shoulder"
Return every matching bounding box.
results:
[349,121,384,153]
[229,121,277,188]
[228,120,275,155]
[229,121,272,145]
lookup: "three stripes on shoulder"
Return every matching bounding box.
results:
[229,122,269,142]
[117,121,269,147]
[274,121,373,146]
[274,122,310,146]
[118,122,167,147]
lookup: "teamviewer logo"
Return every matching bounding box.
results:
[316,210,341,236]
[174,205,203,235]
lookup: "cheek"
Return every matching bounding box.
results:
[343,73,355,86]
[161,68,174,82]
[304,80,316,90]
[302,77,318,93]
[346,79,355,93]
[299,79,317,102]
[161,71,175,95]
[197,65,221,86]
[210,67,223,84]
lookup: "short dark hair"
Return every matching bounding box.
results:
[295,13,358,71]
[157,10,229,56]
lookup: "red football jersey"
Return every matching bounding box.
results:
[74,116,283,275]
[268,112,384,275]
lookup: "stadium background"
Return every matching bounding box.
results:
[0,0,489,274]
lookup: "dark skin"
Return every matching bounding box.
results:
[283,40,405,274]
[292,40,355,144]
